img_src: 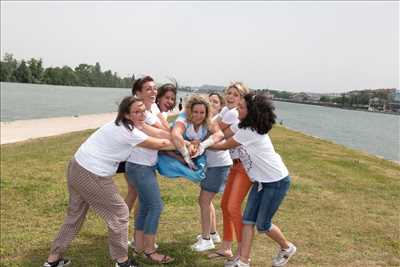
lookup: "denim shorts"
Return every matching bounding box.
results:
[243,176,291,232]
[200,165,231,193]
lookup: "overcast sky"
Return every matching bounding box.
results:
[1,1,398,93]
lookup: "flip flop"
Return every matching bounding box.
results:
[207,251,233,259]
[144,250,175,264]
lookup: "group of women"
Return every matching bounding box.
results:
[42,76,296,267]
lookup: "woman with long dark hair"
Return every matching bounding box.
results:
[42,96,175,267]
[211,93,296,267]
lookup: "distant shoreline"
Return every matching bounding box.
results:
[273,98,400,116]
[0,112,116,145]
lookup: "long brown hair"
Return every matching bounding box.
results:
[115,96,143,131]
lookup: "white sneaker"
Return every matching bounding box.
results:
[224,258,250,267]
[224,257,239,267]
[191,237,215,252]
[272,243,297,267]
[196,232,221,244]
[211,232,221,243]
[128,239,158,249]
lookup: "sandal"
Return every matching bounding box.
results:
[144,250,174,264]
[132,248,143,256]
[207,251,233,259]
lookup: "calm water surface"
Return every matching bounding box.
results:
[1,82,399,161]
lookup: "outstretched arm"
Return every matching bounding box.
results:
[210,136,240,150]
[157,113,171,131]
[171,121,196,169]
[137,136,176,150]
[140,123,172,140]
[191,121,224,158]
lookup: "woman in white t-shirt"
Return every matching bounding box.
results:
[209,82,252,260]
[43,96,175,267]
[120,76,171,217]
[191,92,233,252]
[211,93,296,267]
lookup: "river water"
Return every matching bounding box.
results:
[1,82,399,161]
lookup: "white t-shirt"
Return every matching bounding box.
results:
[74,121,148,177]
[151,103,161,115]
[219,107,241,159]
[232,127,289,183]
[206,115,232,167]
[145,110,159,125]
[128,103,161,166]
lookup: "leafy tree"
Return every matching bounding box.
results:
[2,53,133,88]
[0,53,18,82]
[28,58,44,83]
[319,96,331,102]
[14,60,33,83]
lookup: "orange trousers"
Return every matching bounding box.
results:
[220,161,252,242]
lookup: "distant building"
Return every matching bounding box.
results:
[368,97,386,112]
[292,92,309,101]
[392,89,400,102]
[388,89,400,112]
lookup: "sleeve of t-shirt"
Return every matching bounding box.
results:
[232,128,259,146]
[222,108,239,125]
[126,127,149,147]
[230,123,240,133]
[151,103,161,115]
[174,112,188,128]
[144,111,157,125]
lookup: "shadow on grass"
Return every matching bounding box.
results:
[142,238,226,267]
[15,232,226,267]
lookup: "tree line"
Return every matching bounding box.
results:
[258,88,397,106]
[0,53,132,88]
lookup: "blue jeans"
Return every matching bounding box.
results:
[243,176,291,232]
[201,165,231,193]
[125,162,163,235]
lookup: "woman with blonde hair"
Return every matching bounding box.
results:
[191,92,233,252]
[208,82,253,261]
[157,94,224,183]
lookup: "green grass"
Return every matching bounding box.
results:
[1,126,399,266]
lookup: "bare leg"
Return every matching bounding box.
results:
[239,225,254,263]
[265,224,290,249]
[124,174,137,212]
[199,190,216,238]
[210,202,217,234]
[134,230,145,252]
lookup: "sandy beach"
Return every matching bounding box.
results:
[1,112,117,145]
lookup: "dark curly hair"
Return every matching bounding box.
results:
[239,92,276,134]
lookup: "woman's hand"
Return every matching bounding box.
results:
[188,140,200,157]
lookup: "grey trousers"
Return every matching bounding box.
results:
[50,158,129,260]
